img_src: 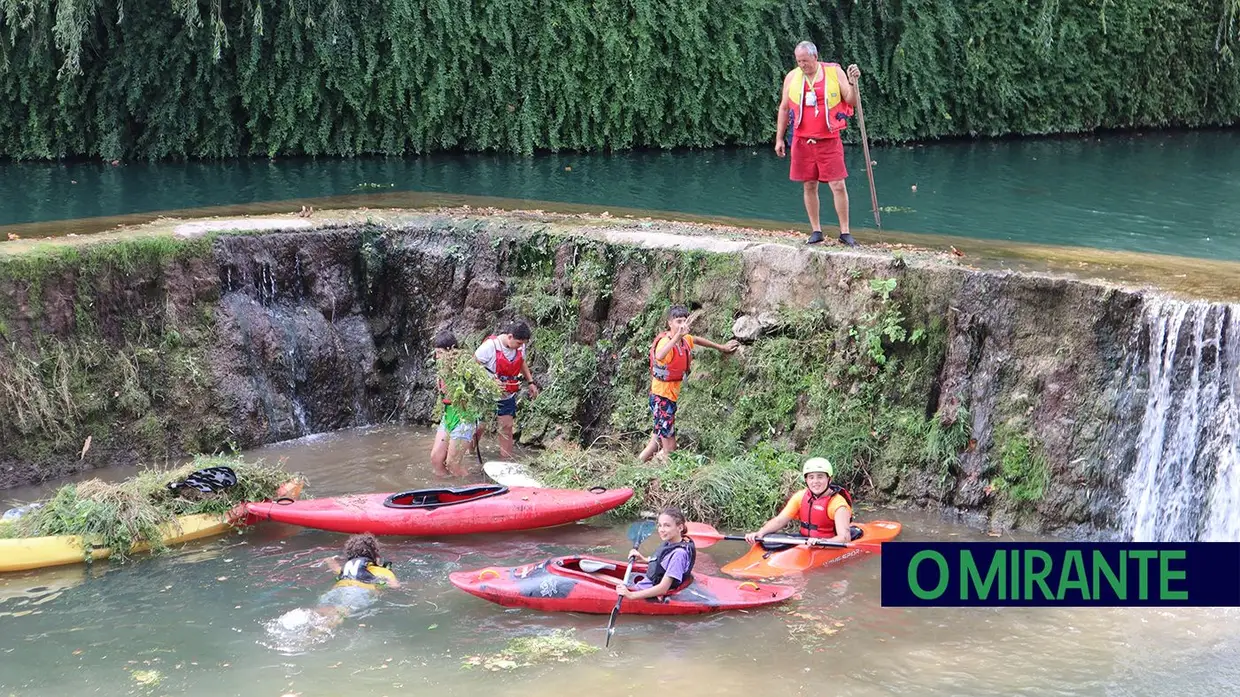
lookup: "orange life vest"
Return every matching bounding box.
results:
[798,485,853,538]
[785,62,853,135]
[649,332,692,383]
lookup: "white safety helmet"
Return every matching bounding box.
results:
[802,457,834,478]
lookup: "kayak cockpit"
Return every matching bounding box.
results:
[548,557,712,603]
[549,556,646,584]
[383,484,509,510]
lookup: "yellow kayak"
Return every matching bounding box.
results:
[0,562,93,611]
[0,480,304,573]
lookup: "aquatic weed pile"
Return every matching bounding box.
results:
[462,628,598,671]
[434,348,502,423]
[0,455,303,560]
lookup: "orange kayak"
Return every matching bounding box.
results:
[721,520,903,579]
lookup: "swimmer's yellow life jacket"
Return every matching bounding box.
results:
[333,556,396,589]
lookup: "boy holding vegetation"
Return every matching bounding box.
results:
[431,330,487,477]
[639,305,739,462]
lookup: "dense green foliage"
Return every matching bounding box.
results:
[1,0,1236,159]
[535,443,811,531]
[990,429,1050,503]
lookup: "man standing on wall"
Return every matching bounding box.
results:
[475,321,540,458]
[775,40,862,247]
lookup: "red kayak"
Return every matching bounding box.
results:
[450,555,798,615]
[243,484,633,536]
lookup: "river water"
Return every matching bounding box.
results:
[2,129,1238,261]
[2,425,1237,696]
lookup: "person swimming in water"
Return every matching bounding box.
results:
[316,532,400,619]
[265,533,399,648]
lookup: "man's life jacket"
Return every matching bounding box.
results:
[488,335,527,394]
[785,62,853,135]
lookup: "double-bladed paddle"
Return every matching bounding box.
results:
[604,519,656,648]
[684,522,885,553]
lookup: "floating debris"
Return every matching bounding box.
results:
[130,669,162,686]
[0,455,301,562]
[462,628,598,671]
[781,608,848,652]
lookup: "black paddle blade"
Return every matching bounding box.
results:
[627,520,655,547]
[605,605,620,647]
[607,520,653,649]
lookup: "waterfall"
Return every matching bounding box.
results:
[1121,298,1240,542]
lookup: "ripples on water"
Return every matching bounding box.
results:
[0,424,1237,696]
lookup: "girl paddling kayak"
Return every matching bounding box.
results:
[614,507,697,601]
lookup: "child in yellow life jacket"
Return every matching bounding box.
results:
[319,532,399,616]
[638,305,739,462]
[267,533,399,644]
[745,457,854,544]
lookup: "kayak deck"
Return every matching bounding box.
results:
[721,520,903,579]
[450,555,799,615]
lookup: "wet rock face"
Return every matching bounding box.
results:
[1,216,1234,540]
[212,233,376,444]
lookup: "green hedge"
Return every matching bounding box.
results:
[2,0,1237,159]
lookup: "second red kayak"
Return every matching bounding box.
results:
[243,484,633,535]
[450,555,798,614]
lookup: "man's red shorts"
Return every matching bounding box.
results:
[789,136,847,183]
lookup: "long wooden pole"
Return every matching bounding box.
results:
[853,80,882,230]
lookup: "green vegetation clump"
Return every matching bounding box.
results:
[535,443,802,531]
[462,628,598,671]
[433,347,502,425]
[991,432,1050,503]
[0,455,304,561]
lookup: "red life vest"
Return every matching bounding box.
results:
[798,485,853,538]
[488,335,526,394]
[785,62,853,137]
[649,332,692,383]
